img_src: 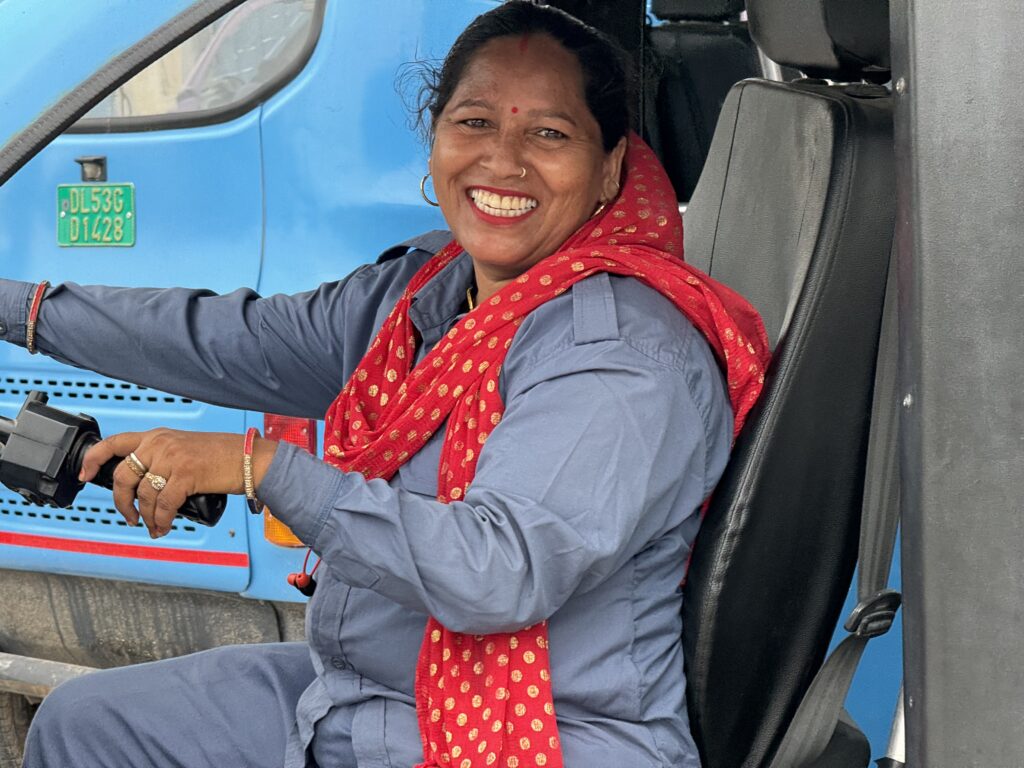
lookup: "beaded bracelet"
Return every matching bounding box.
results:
[243,427,263,515]
[25,280,49,355]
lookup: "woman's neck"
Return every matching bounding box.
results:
[471,265,523,307]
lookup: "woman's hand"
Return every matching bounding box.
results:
[79,429,276,539]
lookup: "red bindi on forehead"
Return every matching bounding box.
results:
[511,106,519,114]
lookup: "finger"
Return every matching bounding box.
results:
[80,432,143,483]
[135,474,163,538]
[110,461,143,527]
[153,479,188,538]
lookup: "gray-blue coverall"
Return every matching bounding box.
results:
[0,232,730,767]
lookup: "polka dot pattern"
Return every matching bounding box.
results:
[322,133,770,768]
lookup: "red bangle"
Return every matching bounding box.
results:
[26,280,49,354]
[243,427,262,514]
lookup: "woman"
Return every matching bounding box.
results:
[4,3,768,767]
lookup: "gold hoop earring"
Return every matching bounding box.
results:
[519,166,527,179]
[593,201,607,218]
[420,174,439,207]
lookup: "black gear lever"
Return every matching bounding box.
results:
[0,391,227,526]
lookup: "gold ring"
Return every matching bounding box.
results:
[124,452,147,478]
[144,472,167,492]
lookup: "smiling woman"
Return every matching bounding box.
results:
[419,4,632,301]
[4,3,769,768]
[430,34,626,299]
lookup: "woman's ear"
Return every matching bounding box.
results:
[601,136,628,202]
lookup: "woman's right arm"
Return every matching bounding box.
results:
[0,234,446,416]
[0,258,409,418]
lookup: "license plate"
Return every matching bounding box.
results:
[57,183,135,247]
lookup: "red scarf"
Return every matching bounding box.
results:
[322,134,769,768]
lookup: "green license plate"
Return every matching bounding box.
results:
[57,183,135,247]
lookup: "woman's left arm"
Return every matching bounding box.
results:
[258,321,732,633]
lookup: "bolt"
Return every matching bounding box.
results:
[895,77,907,95]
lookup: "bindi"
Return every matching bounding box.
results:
[511,106,519,114]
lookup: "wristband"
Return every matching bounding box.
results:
[26,280,49,354]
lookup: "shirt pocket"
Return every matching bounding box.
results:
[395,426,444,498]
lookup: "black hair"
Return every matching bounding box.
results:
[409,1,635,152]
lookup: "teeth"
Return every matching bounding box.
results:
[469,189,538,217]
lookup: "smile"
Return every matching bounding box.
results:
[468,188,539,218]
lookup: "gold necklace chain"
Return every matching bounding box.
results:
[466,286,476,311]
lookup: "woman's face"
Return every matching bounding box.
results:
[430,34,626,290]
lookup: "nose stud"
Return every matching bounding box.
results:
[519,166,527,179]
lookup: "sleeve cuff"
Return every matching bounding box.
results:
[256,441,350,545]
[0,279,35,347]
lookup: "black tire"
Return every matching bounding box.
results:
[0,692,33,768]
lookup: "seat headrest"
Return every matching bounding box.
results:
[748,0,890,83]
[651,0,745,22]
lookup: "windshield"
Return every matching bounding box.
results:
[78,0,318,123]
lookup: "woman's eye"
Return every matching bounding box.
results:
[460,118,489,129]
[537,128,568,140]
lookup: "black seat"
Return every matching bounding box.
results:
[644,0,762,201]
[679,0,895,765]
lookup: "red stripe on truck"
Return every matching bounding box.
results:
[0,531,249,566]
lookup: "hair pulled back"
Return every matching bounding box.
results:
[416,1,634,153]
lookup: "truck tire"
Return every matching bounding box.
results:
[0,692,33,768]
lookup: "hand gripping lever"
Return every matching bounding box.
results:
[0,391,226,526]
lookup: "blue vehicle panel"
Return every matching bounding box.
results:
[0,90,268,594]
[0,115,262,288]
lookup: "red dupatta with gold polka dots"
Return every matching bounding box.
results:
[321,134,769,768]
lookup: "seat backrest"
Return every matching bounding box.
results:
[679,1,895,765]
[644,0,761,201]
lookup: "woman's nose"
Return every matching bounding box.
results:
[480,132,526,179]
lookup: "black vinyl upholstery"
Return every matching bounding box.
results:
[646,21,761,201]
[652,0,745,22]
[645,0,892,204]
[680,77,894,767]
